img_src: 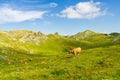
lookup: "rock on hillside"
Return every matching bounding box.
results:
[0,30,48,45]
[18,31,48,44]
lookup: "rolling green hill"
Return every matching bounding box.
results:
[0,30,119,55]
[0,30,120,80]
[71,30,98,40]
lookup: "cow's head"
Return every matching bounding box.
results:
[69,50,73,54]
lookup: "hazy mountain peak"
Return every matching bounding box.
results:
[71,30,97,40]
[83,30,96,34]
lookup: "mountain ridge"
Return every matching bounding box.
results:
[0,29,119,55]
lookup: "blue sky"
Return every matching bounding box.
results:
[0,0,120,35]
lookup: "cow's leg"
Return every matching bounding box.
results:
[74,52,76,55]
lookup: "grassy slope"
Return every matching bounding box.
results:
[0,45,120,80]
[0,30,120,80]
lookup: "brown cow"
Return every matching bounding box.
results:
[69,47,81,55]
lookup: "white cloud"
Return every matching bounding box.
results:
[49,3,58,7]
[0,6,46,23]
[58,1,106,19]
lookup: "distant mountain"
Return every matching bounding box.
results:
[0,30,47,44]
[109,32,120,42]
[0,30,48,54]
[0,30,119,55]
[71,30,98,40]
[47,32,63,39]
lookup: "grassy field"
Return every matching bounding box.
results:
[0,30,120,80]
[0,44,120,80]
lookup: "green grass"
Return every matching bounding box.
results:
[0,44,120,80]
[0,30,120,80]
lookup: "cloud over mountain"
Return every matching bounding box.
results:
[0,6,46,23]
[58,1,106,19]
